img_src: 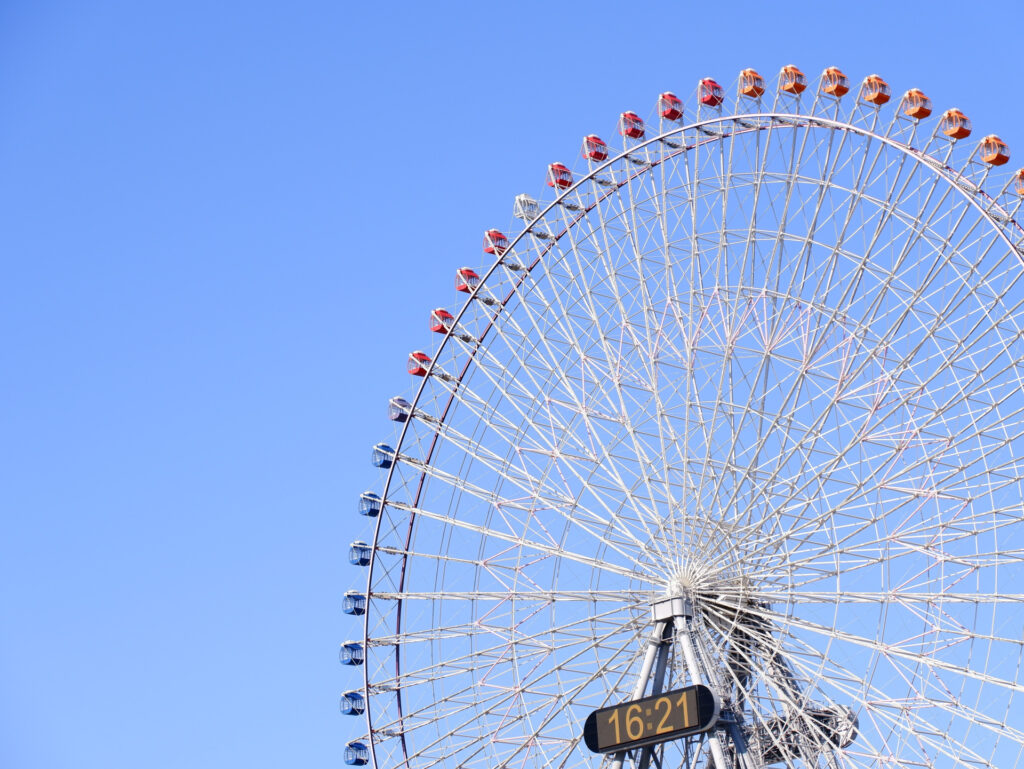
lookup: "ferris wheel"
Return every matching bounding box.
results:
[341,65,1024,769]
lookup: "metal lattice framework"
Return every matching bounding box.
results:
[345,66,1024,769]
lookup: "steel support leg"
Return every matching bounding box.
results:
[677,615,731,769]
[608,620,668,769]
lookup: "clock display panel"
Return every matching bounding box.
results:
[583,684,719,754]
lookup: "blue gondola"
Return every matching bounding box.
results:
[358,491,382,517]
[343,591,366,616]
[340,690,365,715]
[349,541,372,566]
[372,443,395,469]
[388,396,412,422]
[344,741,369,766]
[339,641,365,666]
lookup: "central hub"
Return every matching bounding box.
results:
[651,594,692,622]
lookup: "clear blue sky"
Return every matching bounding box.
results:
[2,2,1022,767]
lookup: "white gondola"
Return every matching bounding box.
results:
[388,397,412,422]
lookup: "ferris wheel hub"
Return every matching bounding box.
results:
[651,594,693,622]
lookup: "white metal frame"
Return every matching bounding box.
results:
[350,70,1024,769]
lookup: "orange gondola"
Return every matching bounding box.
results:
[902,89,932,119]
[739,68,765,98]
[860,75,891,105]
[979,135,1010,166]
[939,109,972,140]
[821,67,849,97]
[780,65,806,95]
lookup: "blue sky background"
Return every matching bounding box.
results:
[2,2,1023,767]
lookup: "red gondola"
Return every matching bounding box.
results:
[582,135,608,161]
[658,92,684,120]
[619,111,645,139]
[483,229,508,255]
[547,162,573,189]
[699,78,724,107]
[407,351,431,376]
[430,308,455,333]
[455,267,480,293]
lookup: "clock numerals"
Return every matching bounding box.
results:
[655,696,673,734]
[625,703,643,740]
[605,708,621,744]
[585,684,717,754]
[676,690,692,727]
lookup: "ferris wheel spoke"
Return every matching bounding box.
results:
[729,593,1015,733]
[481,238,697,563]
[738,431,996,566]
[468,630,648,768]
[690,299,857,545]
[803,651,1023,763]
[411,406,627,544]
[423,421,579,506]
[734,373,1024,575]
[375,539,647,585]
[764,589,1024,611]
[387,501,662,586]
[767,616,1019,765]
[805,124,886,310]
[727,347,1016,574]
[685,257,897,546]
[364,610,633,667]
[779,611,1024,694]
[760,515,999,588]
[611,180,694,563]
[428,362,645,539]
[371,590,641,602]
[377,611,644,766]
[543,212,688,559]
[371,603,640,690]
[393,451,570,516]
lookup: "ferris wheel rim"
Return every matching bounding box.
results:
[354,90,1024,769]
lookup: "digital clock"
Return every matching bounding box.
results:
[582,684,720,754]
